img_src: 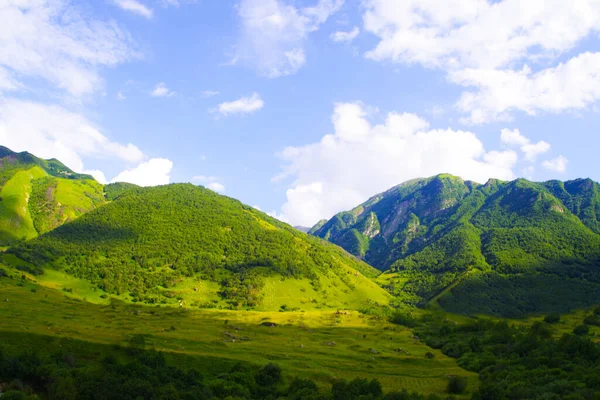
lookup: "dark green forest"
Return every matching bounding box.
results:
[408,308,600,399]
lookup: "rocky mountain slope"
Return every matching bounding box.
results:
[311,174,600,315]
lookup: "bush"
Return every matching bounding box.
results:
[16,265,43,276]
[573,324,590,336]
[255,363,282,387]
[583,315,600,326]
[544,313,560,324]
[389,311,418,328]
[425,352,435,359]
[447,376,468,394]
[0,268,8,278]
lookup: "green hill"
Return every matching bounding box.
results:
[7,184,390,310]
[0,146,105,245]
[311,174,600,316]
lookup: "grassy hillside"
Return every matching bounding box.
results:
[0,270,476,397]
[0,147,105,245]
[7,184,390,310]
[312,175,600,316]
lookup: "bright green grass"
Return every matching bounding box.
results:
[0,166,47,243]
[0,273,477,397]
[4,255,390,312]
[53,178,105,221]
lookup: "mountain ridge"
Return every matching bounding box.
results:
[6,183,390,310]
[311,174,600,315]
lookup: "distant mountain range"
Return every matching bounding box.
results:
[311,174,600,316]
[2,146,600,316]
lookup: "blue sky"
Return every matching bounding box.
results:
[1,0,600,226]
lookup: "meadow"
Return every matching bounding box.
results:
[0,267,476,397]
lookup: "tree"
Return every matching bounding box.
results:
[573,324,590,336]
[447,376,468,394]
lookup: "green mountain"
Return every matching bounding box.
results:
[0,146,105,245]
[311,174,600,316]
[7,184,389,310]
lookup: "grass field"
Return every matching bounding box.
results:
[0,268,477,397]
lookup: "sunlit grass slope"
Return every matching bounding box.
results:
[0,272,476,396]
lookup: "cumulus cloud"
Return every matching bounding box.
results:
[151,82,175,97]
[542,155,568,173]
[362,0,600,123]
[330,26,359,43]
[500,128,530,146]
[192,175,226,193]
[500,128,550,161]
[0,99,144,174]
[112,0,153,19]
[274,102,519,226]
[83,170,108,184]
[216,93,264,116]
[112,158,173,186]
[207,182,226,193]
[0,0,138,97]
[235,0,344,77]
[453,53,600,124]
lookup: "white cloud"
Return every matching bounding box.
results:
[0,0,138,97]
[0,67,21,92]
[330,26,359,43]
[363,0,600,70]
[202,90,220,98]
[235,0,344,77]
[500,128,550,161]
[362,1,600,123]
[542,155,568,173]
[83,169,108,184]
[160,0,199,7]
[117,91,126,100]
[112,0,153,19]
[0,99,144,174]
[111,158,173,186]
[500,128,529,146]
[521,141,551,162]
[207,182,226,193]
[151,82,175,97]
[192,175,226,193]
[275,102,519,226]
[216,93,264,116]
[453,53,600,124]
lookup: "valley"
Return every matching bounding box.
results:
[0,147,599,399]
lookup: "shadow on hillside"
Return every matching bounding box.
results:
[437,265,600,318]
[50,223,138,243]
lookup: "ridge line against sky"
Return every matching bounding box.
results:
[0,0,599,226]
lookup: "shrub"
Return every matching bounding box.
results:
[447,376,468,394]
[389,311,418,328]
[255,363,282,387]
[16,265,43,276]
[0,268,8,278]
[544,313,560,324]
[573,324,589,336]
[425,352,435,359]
